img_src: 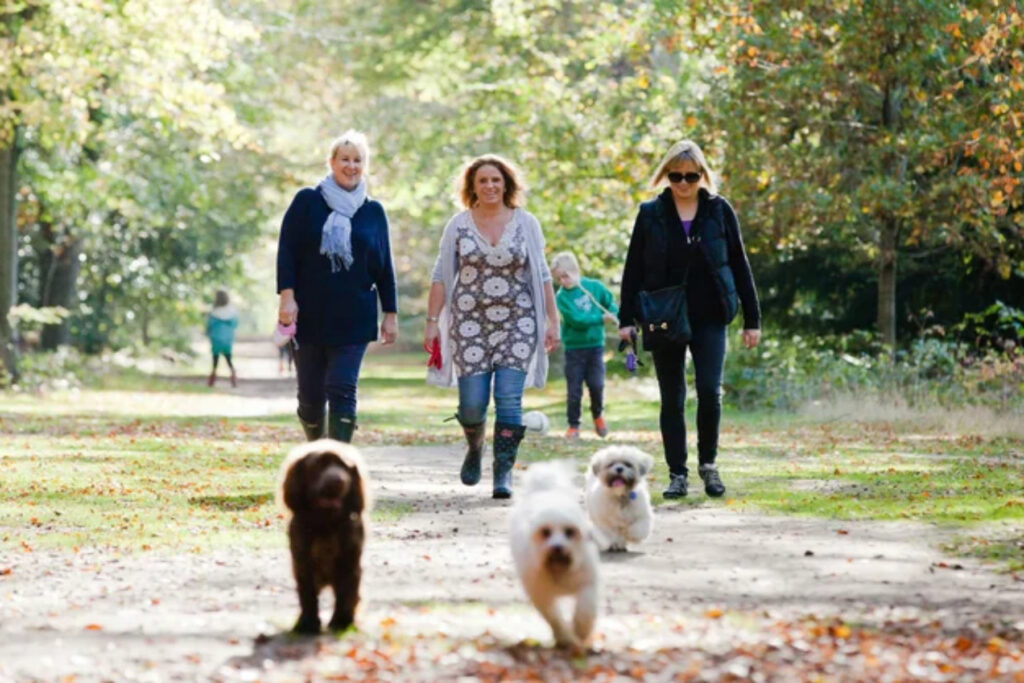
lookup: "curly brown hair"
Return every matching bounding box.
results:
[458,155,524,209]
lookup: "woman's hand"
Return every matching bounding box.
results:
[545,316,560,353]
[742,328,761,350]
[380,313,398,345]
[618,326,636,343]
[423,319,440,349]
[279,290,298,325]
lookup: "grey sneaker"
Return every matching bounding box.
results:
[699,464,726,497]
[663,473,688,499]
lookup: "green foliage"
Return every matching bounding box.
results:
[7,303,67,327]
[3,0,1023,362]
[1,346,90,392]
[6,0,277,353]
[724,327,1023,412]
[951,300,1024,350]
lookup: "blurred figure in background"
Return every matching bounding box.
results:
[206,289,239,388]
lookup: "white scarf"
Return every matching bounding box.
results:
[317,174,367,272]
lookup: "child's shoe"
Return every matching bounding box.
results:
[565,426,580,440]
[230,371,238,388]
[207,372,216,387]
[593,416,609,437]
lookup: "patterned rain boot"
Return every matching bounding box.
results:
[457,416,487,486]
[492,422,526,499]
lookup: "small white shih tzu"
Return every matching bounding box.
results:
[585,446,654,552]
[509,461,600,651]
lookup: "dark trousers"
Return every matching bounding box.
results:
[294,343,368,422]
[651,323,726,477]
[212,353,234,371]
[565,346,605,427]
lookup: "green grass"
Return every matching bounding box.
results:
[1,350,1022,570]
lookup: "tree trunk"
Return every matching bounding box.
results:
[877,218,897,348]
[0,138,19,383]
[141,307,150,347]
[40,230,82,350]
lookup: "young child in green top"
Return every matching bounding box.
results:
[550,252,618,439]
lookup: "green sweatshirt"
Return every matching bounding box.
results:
[556,277,619,350]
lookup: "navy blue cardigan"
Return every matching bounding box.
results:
[276,188,398,346]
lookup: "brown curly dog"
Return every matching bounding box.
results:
[277,439,369,634]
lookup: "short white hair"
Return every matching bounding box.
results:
[327,129,370,171]
[549,251,580,276]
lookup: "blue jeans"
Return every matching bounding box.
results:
[564,347,605,427]
[651,323,726,476]
[294,343,368,420]
[457,367,527,426]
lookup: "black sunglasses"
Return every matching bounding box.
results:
[667,171,702,184]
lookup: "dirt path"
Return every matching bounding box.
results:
[3,441,1023,681]
[4,341,1022,681]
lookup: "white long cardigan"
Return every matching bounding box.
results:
[427,208,552,390]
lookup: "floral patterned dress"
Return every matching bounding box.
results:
[450,217,537,378]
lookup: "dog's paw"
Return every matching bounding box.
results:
[555,635,584,653]
[293,614,322,635]
[327,615,354,633]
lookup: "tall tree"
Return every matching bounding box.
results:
[693,0,1024,345]
[5,0,271,354]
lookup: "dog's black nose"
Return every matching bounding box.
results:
[614,465,624,474]
[546,545,571,568]
[317,470,347,499]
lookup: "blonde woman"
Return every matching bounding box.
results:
[276,130,398,443]
[423,155,559,499]
[618,140,761,500]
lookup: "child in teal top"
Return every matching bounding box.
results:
[206,289,239,387]
[550,252,618,439]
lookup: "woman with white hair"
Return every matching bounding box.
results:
[276,130,398,443]
[423,154,559,499]
[618,140,760,500]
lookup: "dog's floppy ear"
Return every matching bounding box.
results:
[591,456,603,476]
[281,456,308,512]
[637,451,654,477]
[343,463,366,515]
[332,442,371,514]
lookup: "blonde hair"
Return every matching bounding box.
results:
[326,129,370,172]
[458,154,524,208]
[649,140,718,194]
[549,251,580,277]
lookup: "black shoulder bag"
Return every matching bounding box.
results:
[634,203,693,351]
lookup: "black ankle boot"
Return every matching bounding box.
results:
[456,416,486,486]
[492,422,526,499]
[300,418,323,442]
[328,413,357,443]
[297,404,324,442]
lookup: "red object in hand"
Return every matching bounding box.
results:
[425,338,442,370]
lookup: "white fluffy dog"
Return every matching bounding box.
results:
[510,461,600,651]
[585,446,654,552]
